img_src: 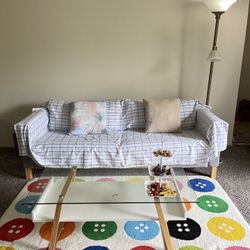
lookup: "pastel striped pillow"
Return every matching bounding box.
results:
[70,101,107,136]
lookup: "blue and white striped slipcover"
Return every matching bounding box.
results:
[14,99,228,168]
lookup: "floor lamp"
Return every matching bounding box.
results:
[203,0,237,105]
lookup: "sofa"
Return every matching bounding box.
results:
[14,99,229,180]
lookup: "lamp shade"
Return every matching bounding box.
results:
[203,0,237,12]
[207,49,222,62]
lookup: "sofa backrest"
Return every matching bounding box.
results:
[47,100,70,131]
[123,100,145,129]
[180,99,198,129]
[47,99,198,132]
[47,99,124,132]
[122,99,198,130]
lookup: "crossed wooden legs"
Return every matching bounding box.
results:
[48,167,77,250]
[150,176,174,249]
[154,199,175,250]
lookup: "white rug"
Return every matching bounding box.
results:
[0,175,250,250]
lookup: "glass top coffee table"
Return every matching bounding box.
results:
[24,167,198,250]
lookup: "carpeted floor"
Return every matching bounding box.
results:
[0,146,249,224]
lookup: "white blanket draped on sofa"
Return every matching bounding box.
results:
[14,99,228,169]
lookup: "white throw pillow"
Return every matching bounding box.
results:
[143,98,181,133]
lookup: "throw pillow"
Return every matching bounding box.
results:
[70,101,106,136]
[143,98,181,133]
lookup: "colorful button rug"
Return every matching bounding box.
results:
[0,176,249,249]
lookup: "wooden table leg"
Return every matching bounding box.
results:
[56,222,64,242]
[49,220,64,250]
[48,166,77,250]
[49,200,63,250]
[150,175,174,249]
[154,198,175,250]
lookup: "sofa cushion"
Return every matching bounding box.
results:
[106,99,124,131]
[143,98,181,133]
[70,101,107,135]
[30,129,210,167]
[47,99,124,132]
[120,130,210,166]
[123,99,145,129]
[47,100,70,131]
[180,99,198,129]
[30,131,123,166]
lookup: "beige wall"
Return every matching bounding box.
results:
[0,0,249,147]
[238,3,250,107]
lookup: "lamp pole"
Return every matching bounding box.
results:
[206,11,224,105]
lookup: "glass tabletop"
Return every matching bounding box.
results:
[24,167,198,206]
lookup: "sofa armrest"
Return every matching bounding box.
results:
[14,108,49,156]
[196,107,229,152]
